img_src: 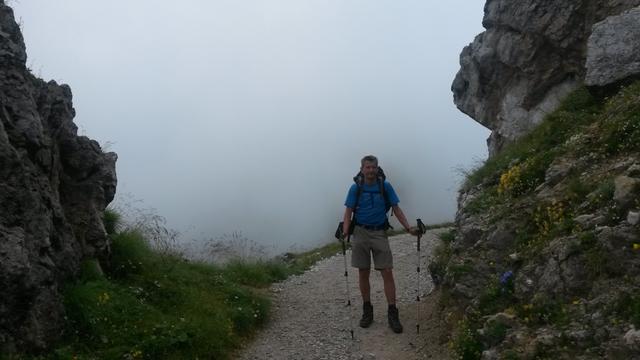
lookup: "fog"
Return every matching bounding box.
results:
[13,0,490,256]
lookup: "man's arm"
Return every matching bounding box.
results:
[342,207,353,238]
[391,205,419,235]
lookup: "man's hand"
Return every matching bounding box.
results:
[407,226,422,236]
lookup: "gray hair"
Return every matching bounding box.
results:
[360,155,378,167]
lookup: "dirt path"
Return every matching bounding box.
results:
[237,230,452,360]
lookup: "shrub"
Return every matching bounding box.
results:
[613,292,640,328]
[478,273,515,315]
[108,230,154,278]
[515,297,569,327]
[103,208,121,235]
[598,82,640,155]
[451,317,483,360]
[429,230,455,285]
[465,187,501,215]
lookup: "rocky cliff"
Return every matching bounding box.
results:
[453,0,640,156]
[440,1,640,358]
[0,1,117,353]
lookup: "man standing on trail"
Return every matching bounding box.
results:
[342,155,420,334]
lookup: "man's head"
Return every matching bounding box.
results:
[360,155,379,183]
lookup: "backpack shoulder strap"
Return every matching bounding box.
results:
[378,179,391,209]
[351,174,365,218]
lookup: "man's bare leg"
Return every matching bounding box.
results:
[379,268,396,304]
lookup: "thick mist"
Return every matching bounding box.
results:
[13,0,490,256]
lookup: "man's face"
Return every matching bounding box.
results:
[361,161,378,181]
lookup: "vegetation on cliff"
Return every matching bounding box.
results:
[436,81,640,359]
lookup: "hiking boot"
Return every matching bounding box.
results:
[387,305,403,333]
[360,301,373,328]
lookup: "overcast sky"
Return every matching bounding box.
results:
[12,0,489,256]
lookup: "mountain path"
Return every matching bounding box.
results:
[237,229,452,360]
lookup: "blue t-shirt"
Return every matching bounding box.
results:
[344,181,400,226]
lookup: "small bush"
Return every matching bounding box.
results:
[108,230,154,278]
[78,259,105,282]
[613,292,640,328]
[451,317,483,360]
[465,187,501,215]
[516,298,569,327]
[598,82,640,155]
[103,208,121,235]
[497,153,553,198]
[478,274,515,315]
[483,321,508,345]
[429,230,455,284]
[565,176,593,206]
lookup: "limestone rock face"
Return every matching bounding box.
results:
[452,0,640,156]
[585,6,640,87]
[0,1,117,353]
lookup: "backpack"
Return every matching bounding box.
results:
[351,167,394,230]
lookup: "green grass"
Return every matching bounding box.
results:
[597,82,640,155]
[451,316,483,360]
[282,242,342,275]
[478,276,515,316]
[613,292,640,328]
[15,218,343,360]
[428,230,455,284]
[54,230,271,360]
[464,87,601,189]
[103,208,121,235]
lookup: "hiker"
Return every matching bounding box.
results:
[341,155,420,334]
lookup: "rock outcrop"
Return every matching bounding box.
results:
[0,1,117,353]
[452,0,640,156]
[438,80,640,356]
[585,6,640,87]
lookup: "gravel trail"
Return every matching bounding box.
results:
[237,229,452,360]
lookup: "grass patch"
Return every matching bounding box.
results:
[515,297,569,327]
[465,187,501,215]
[429,230,455,285]
[18,214,343,360]
[478,274,515,316]
[464,87,601,189]
[103,208,121,235]
[54,230,271,360]
[451,316,483,360]
[597,82,640,155]
[281,242,342,275]
[612,292,640,328]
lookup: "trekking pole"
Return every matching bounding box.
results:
[415,219,427,335]
[335,222,355,340]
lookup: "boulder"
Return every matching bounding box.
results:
[585,6,640,87]
[614,175,640,208]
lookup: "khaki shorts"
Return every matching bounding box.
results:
[351,226,393,270]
